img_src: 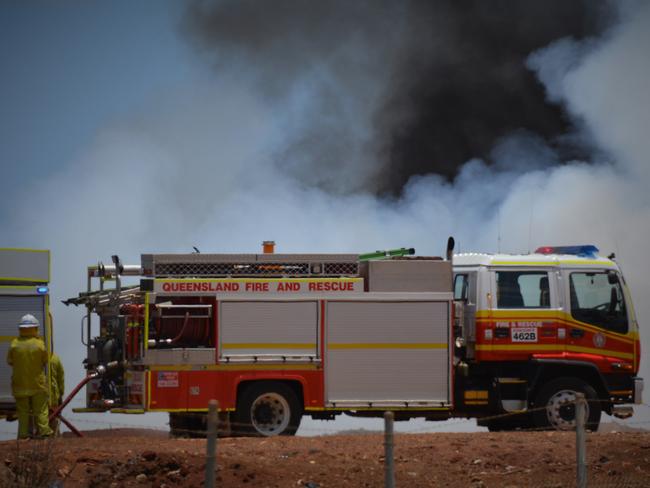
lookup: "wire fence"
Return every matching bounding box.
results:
[1,398,650,487]
[4,399,650,437]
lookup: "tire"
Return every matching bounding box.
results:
[483,414,533,432]
[533,377,601,431]
[233,381,302,437]
[169,412,190,438]
[169,412,206,438]
[170,412,233,438]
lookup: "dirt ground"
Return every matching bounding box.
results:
[2,429,650,487]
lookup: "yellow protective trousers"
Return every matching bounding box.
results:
[15,392,52,439]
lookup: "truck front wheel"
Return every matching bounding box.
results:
[533,377,601,431]
[234,382,302,437]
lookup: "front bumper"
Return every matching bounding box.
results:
[610,378,643,419]
[634,377,644,405]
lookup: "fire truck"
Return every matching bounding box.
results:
[0,249,53,419]
[64,241,642,435]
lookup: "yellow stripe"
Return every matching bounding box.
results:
[475,344,562,351]
[490,260,614,267]
[151,364,192,371]
[328,343,447,350]
[0,285,40,290]
[567,345,634,360]
[0,248,49,253]
[222,342,316,349]
[476,344,634,360]
[148,363,319,372]
[0,277,48,283]
[110,408,145,414]
[474,310,637,343]
[211,363,319,371]
[465,401,489,405]
[0,335,16,342]
[147,408,235,413]
[144,292,150,351]
[146,370,151,410]
[305,406,450,412]
[464,391,489,400]
[557,311,636,341]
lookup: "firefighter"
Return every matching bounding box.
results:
[6,314,53,439]
[49,352,65,434]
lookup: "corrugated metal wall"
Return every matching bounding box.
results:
[219,301,319,358]
[326,300,450,406]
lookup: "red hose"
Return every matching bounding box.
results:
[169,312,191,345]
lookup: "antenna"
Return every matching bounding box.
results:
[497,208,501,253]
[527,199,535,254]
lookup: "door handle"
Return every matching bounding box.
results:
[570,328,585,338]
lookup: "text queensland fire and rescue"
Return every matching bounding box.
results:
[158,279,361,294]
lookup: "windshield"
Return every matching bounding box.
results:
[569,272,628,333]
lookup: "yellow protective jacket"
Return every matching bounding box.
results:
[6,336,48,397]
[49,353,65,404]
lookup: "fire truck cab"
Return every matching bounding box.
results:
[453,245,643,431]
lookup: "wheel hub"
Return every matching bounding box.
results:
[250,392,290,436]
[545,389,589,430]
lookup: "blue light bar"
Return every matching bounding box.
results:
[36,286,49,295]
[535,245,599,258]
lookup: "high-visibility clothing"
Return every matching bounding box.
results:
[49,353,65,405]
[15,392,52,438]
[48,353,65,435]
[6,336,48,397]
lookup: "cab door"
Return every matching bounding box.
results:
[453,270,478,358]
[488,268,560,361]
[562,269,634,364]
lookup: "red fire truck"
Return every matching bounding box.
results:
[64,241,642,434]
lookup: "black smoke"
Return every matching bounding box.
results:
[184,0,615,194]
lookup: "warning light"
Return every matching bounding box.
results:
[535,246,555,254]
[36,286,49,294]
[535,245,599,257]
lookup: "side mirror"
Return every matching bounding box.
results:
[607,271,618,285]
[446,236,455,261]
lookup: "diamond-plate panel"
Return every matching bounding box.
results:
[153,261,358,277]
[324,263,359,275]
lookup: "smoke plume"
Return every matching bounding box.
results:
[184,0,615,193]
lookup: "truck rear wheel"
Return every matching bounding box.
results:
[533,377,601,431]
[481,414,533,432]
[169,412,205,438]
[169,412,231,438]
[234,382,302,437]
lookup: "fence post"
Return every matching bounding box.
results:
[206,399,218,488]
[384,411,395,488]
[575,393,587,488]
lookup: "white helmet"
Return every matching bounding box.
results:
[18,314,40,329]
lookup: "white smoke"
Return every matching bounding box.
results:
[4,2,650,435]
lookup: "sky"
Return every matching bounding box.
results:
[0,2,199,203]
[1,0,650,437]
